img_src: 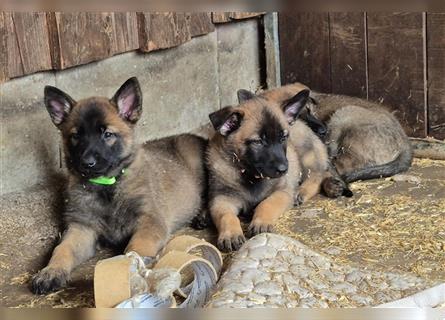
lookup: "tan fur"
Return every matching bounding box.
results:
[44,224,96,274]
[262,82,309,102]
[32,89,207,294]
[287,121,330,202]
[262,84,412,184]
[207,94,329,251]
[251,190,294,228]
[258,86,333,201]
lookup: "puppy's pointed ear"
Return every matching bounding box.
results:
[209,106,244,136]
[282,89,310,124]
[300,110,328,138]
[237,89,256,104]
[111,77,142,123]
[44,86,76,128]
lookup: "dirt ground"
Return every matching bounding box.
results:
[0,158,444,307]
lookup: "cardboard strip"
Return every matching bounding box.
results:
[94,235,222,308]
[94,255,135,308]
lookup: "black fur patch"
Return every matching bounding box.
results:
[241,110,288,180]
[67,103,124,179]
[65,187,143,248]
[260,110,284,144]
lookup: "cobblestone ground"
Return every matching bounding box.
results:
[207,233,433,308]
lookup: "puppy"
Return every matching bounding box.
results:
[250,84,413,185]
[305,92,413,183]
[31,78,207,294]
[206,86,332,251]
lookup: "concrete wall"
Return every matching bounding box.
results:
[0,19,262,195]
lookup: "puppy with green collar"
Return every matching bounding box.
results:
[31,78,207,294]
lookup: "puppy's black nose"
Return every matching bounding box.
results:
[276,164,288,175]
[81,155,97,168]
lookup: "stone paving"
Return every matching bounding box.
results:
[207,233,431,308]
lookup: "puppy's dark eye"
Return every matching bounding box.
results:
[280,131,289,143]
[249,139,263,146]
[70,132,80,145]
[103,131,114,139]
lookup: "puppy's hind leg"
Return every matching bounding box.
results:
[31,224,96,294]
[295,172,324,205]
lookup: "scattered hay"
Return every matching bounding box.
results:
[276,159,445,285]
[413,157,445,168]
[10,272,31,285]
[13,288,94,308]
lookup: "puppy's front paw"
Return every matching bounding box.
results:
[247,221,273,238]
[217,232,246,252]
[322,177,353,198]
[31,267,69,295]
[190,211,213,230]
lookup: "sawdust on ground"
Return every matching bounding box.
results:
[275,158,445,285]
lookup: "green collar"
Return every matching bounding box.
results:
[88,169,126,186]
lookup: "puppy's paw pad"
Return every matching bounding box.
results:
[217,233,246,252]
[31,267,68,295]
[247,222,273,238]
[190,214,212,230]
[323,177,352,198]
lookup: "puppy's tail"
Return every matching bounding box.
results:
[341,144,413,183]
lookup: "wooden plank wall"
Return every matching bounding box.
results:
[367,13,425,138]
[279,13,331,92]
[329,12,367,98]
[1,12,262,83]
[427,13,445,140]
[279,12,445,139]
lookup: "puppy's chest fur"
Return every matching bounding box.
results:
[209,157,285,211]
[64,182,142,247]
[241,178,284,210]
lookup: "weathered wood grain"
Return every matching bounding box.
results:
[230,12,264,20]
[4,13,24,79]
[112,12,139,53]
[212,12,232,23]
[279,12,331,92]
[427,13,445,140]
[190,12,214,37]
[11,12,52,75]
[45,12,61,69]
[138,12,191,52]
[367,12,425,137]
[48,13,115,69]
[329,12,367,98]
[212,12,263,23]
[0,12,9,82]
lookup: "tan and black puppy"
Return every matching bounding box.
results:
[207,88,331,252]
[248,84,413,186]
[238,86,351,199]
[305,92,413,183]
[31,78,207,294]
